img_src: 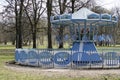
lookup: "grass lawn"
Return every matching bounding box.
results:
[0,53,120,80]
[0,53,92,80]
[0,44,120,80]
[0,43,120,49]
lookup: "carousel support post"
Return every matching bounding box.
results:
[113,22,116,46]
[78,23,81,41]
[90,24,92,40]
[83,20,87,41]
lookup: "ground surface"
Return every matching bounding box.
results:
[5,63,120,79]
[0,45,120,80]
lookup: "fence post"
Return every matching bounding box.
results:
[89,51,91,69]
[102,49,104,68]
[70,50,72,69]
[53,49,54,68]
[38,49,39,67]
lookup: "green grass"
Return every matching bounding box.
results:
[0,43,119,80]
[0,53,92,80]
[0,45,120,80]
[1,50,120,79]
[0,45,15,49]
[0,43,120,49]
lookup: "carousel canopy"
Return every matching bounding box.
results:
[51,7,118,25]
[72,8,100,20]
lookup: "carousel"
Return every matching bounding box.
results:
[15,8,118,68]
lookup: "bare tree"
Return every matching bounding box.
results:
[111,7,120,44]
[5,0,24,48]
[71,0,75,13]
[0,7,16,45]
[47,0,52,48]
[24,0,46,48]
[66,0,95,13]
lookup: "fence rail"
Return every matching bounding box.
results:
[15,49,120,69]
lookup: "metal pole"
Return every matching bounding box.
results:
[84,20,87,34]
[78,23,81,41]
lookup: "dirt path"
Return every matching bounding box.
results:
[5,64,120,78]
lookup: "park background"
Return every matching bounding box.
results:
[0,0,120,80]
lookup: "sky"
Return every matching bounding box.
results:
[0,0,7,12]
[0,0,120,12]
[96,0,120,9]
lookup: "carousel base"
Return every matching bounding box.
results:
[15,41,103,67]
[71,41,102,64]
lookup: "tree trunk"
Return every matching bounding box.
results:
[12,40,15,45]
[18,27,22,48]
[15,0,24,48]
[58,26,64,48]
[4,40,7,45]
[15,0,19,48]
[71,0,75,13]
[32,28,36,48]
[47,0,52,48]
[58,0,67,48]
[18,0,24,48]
